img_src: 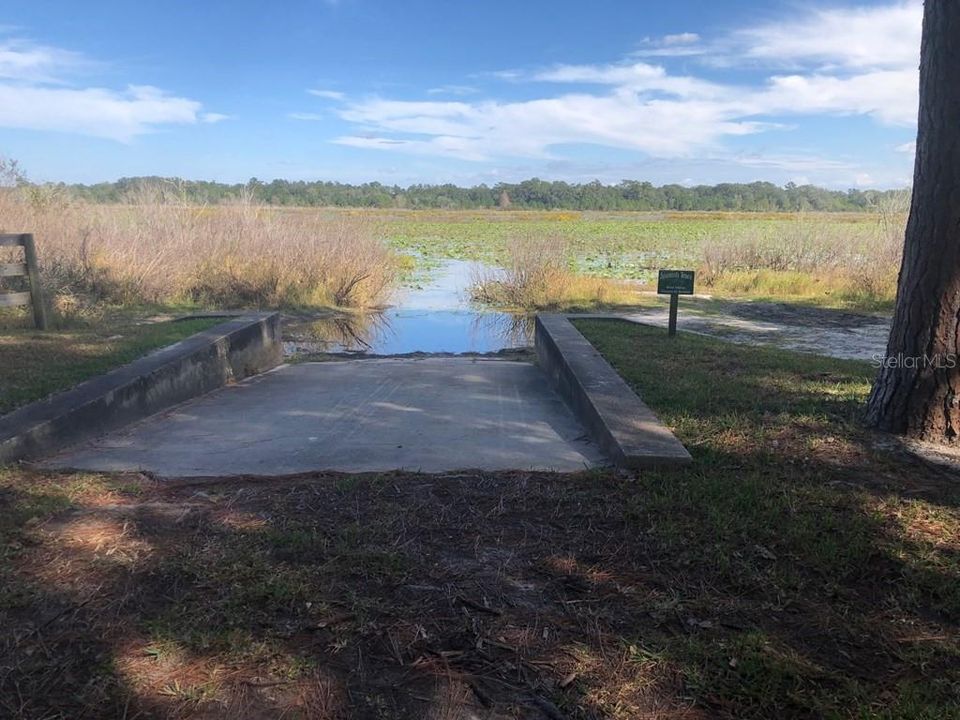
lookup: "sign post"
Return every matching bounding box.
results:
[657,270,694,337]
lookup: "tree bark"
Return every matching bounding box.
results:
[865,0,960,440]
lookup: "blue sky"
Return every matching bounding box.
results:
[0,0,920,188]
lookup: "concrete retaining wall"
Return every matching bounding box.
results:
[0,312,282,465]
[535,314,691,468]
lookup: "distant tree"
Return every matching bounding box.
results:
[57,176,906,213]
[0,156,26,187]
[865,0,960,440]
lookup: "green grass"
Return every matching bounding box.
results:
[1,320,956,718]
[0,315,220,414]
[573,319,960,718]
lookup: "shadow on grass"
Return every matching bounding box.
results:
[1,449,958,720]
[0,319,958,718]
[573,318,959,510]
[699,298,890,328]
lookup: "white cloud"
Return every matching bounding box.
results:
[663,32,700,46]
[733,1,921,70]
[759,70,918,125]
[0,84,210,141]
[336,93,768,161]
[728,153,854,173]
[895,141,916,154]
[534,62,663,85]
[0,37,222,141]
[330,1,921,170]
[289,112,325,121]
[532,62,726,100]
[633,32,707,58]
[308,89,345,100]
[0,37,92,83]
[426,84,479,96]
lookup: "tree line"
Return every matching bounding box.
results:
[59,176,904,212]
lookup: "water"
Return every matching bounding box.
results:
[284,259,531,356]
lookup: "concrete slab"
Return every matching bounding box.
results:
[43,358,603,476]
[536,315,691,468]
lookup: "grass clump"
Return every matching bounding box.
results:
[469,235,636,311]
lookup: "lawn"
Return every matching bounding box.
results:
[0,315,221,415]
[572,320,959,717]
[0,322,956,719]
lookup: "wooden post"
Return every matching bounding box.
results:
[20,234,47,330]
[668,293,679,337]
[0,233,47,330]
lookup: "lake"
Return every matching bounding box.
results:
[284,259,531,356]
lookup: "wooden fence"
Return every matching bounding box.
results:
[0,233,47,329]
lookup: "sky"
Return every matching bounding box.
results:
[0,0,921,188]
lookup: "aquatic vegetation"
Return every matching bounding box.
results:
[381,209,899,310]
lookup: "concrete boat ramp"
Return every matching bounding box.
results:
[38,315,690,477]
[44,358,604,475]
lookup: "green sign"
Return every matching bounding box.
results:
[658,269,695,295]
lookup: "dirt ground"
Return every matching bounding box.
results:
[1,460,957,719]
[614,297,891,361]
[2,469,706,719]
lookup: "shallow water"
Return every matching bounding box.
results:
[285,260,531,355]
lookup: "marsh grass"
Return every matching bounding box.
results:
[0,184,398,316]
[469,235,636,311]
[0,167,907,318]
[379,206,901,310]
[698,197,907,309]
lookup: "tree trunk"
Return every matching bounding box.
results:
[865,0,960,440]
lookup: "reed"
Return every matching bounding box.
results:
[0,182,398,314]
[470,235,634,311]
[697,195,907,308]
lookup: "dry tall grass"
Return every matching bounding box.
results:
[697,193,908,308]
[470,235,634,311]
[0,182,397,314]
